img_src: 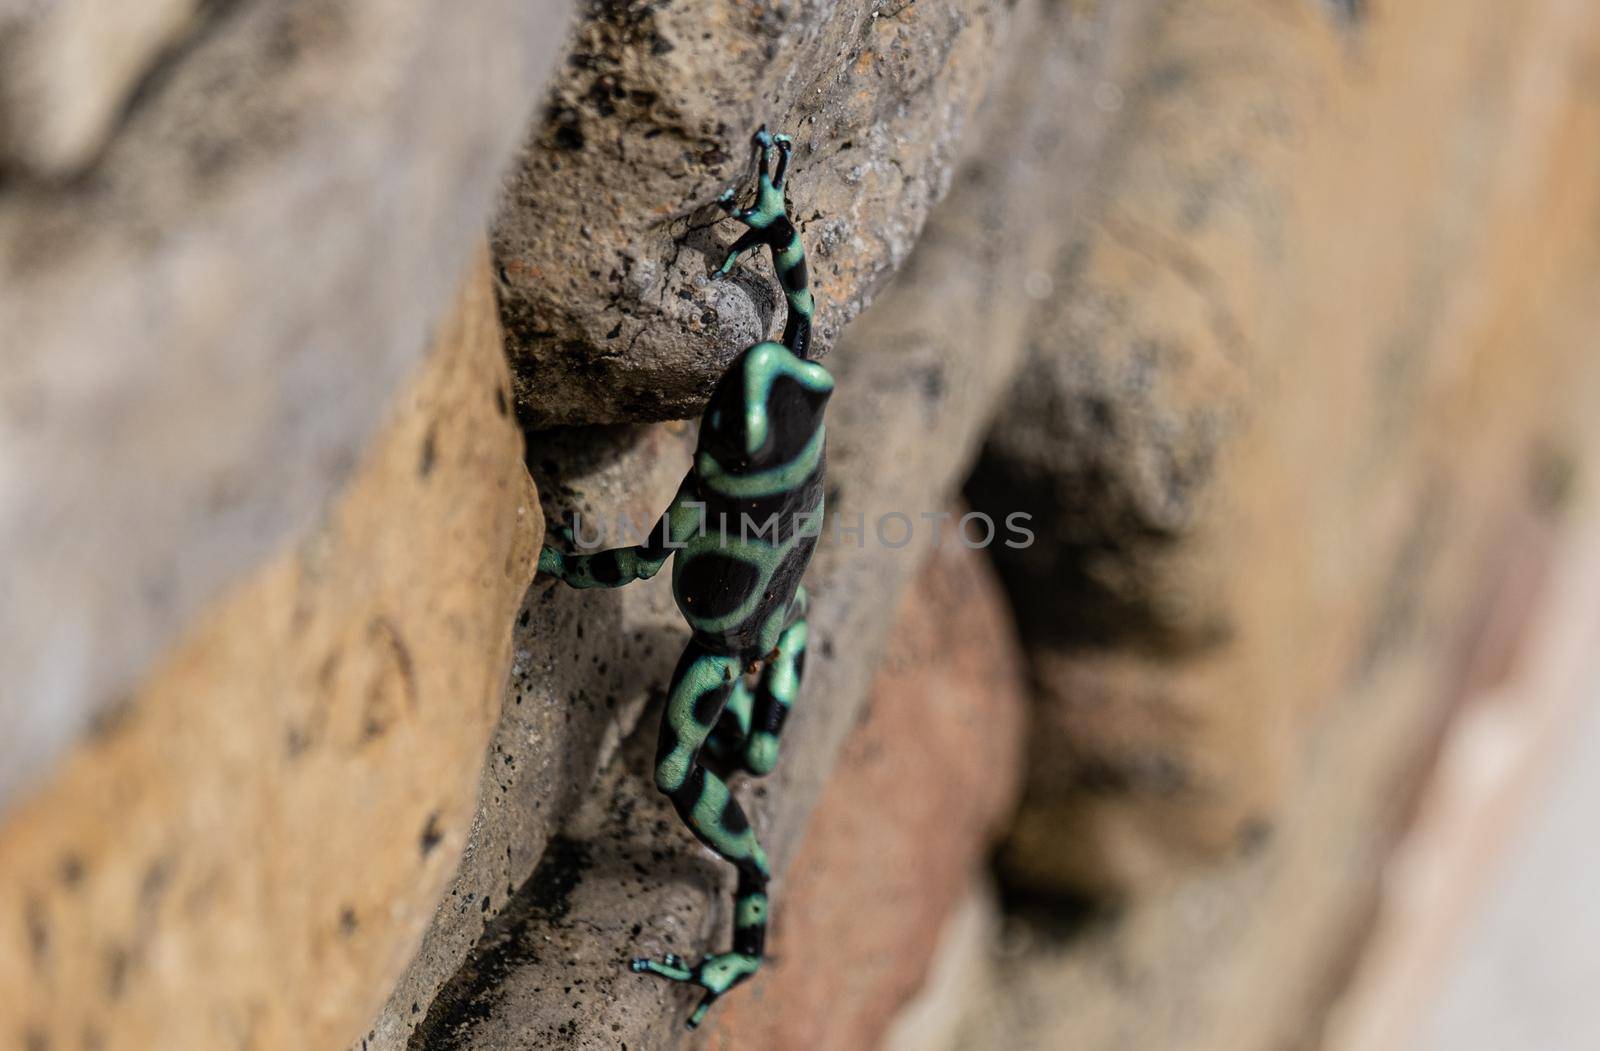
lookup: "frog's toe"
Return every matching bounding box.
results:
[628,949,761,1027]
[687,993,718,1029]
[630,953,693,981]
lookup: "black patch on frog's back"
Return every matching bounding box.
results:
[675,552,763,620]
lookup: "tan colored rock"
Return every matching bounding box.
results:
[701,539,1027,1051]
[0,0,570,810]
[878,883,1004,1051]
[0,246,540,1051]
[1001,648,1280,893]
[0,0,200,175]
[914,265,1600,1051]
[365,421,698,1050]
[976,0,1600,893]
[944,458,1600,1051]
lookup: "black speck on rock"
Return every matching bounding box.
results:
[418,812,444,857]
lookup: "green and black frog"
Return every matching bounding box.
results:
[537,126,829,1028]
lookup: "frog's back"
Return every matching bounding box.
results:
[672,339,831,657]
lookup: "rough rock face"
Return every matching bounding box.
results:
[0,248,540,1051]
[701,539,1027,1051]
[375,1,1152,1045]
[495,0,1006,427]
[0,0,570,810]
[364,421,697,1050]
[6,0,1597,1047]
[970,0,1600,893]
[393,260,1027,1047]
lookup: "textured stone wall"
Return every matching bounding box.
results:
[496,0,1008,426]
[0,246,540,1049]
[0,0,571,806]
[973,0,1600,897]
[4,0,1600,1049]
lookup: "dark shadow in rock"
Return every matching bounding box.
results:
[524,423,672,493]
[410,693,727,1050]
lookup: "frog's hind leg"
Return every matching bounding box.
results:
[705,587,809,777]
[704,675,753,767]
[743,587,808,777]
[635,640,771,1027]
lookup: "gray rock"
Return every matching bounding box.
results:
[494,0,1009,428]
[388,0,1156,1042]
[0,0,200,176]
[364,421,697,1050]
[401,264,1013,1050]
[0,0,571,810]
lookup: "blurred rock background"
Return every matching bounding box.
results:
[3,0,1600,1049]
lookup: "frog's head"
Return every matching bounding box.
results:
[699,341,832,472]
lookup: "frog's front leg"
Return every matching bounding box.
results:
[538,478,699,589]
[767,131,794,189]
[635,639,772,1028]
[712,221,766,280]
[711,135,814,356]
[711,127,793,277]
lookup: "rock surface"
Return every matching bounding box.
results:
[0,247,541,1051]
[0,0,570,810]
[700,539,1027,1051]
[377,0,1154,1045]
[930,444,1600,1051]
[892,216,1600,1046]
[392,273,1020,1048]
[364,420,697,1050]
[0,0,200,176]
[5,0,1593,1047]
[971,0,1600,894]
[495,0,1007,427]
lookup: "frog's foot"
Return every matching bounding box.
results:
[751,125,795,188]
[630,950,762,1028]
[713,225,766,277]
[716,128,772,216]
[536,545,566,576]
[536,523,577,576]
